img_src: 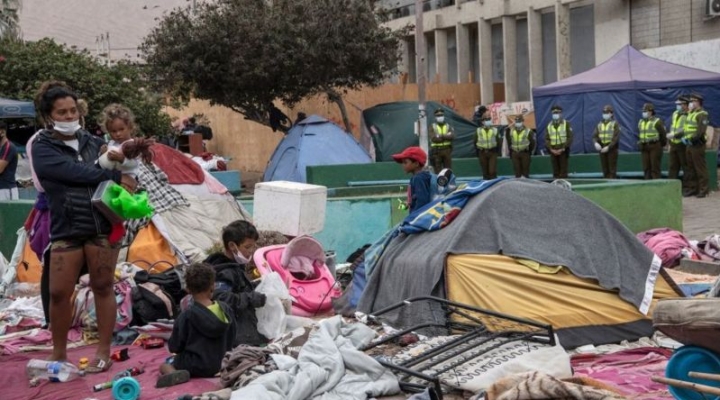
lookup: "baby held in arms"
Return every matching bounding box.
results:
[98,103,154,176]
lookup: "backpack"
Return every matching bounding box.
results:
[131,282,176,326]
[133,265,186,305]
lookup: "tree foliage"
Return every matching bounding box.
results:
[141,0,409,132]
[0,38,172,136]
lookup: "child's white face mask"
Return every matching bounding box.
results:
[234,251,250,264]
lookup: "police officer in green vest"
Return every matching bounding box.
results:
[506,115,535,178]
[666,96,690,193]
[592,105,620,179]
[475,111,502,180]
[637,103,667,180]
[430,108,455,174]
[682,93,710,198]
[544,105,573,179]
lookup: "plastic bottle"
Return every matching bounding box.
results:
[26,359,85,382]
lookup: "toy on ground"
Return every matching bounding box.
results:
[140,337,164,349]
[253,236,341,316]
[93,366,144,394]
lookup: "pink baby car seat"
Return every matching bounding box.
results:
[253,236,340,316]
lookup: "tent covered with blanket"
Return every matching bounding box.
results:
[1,143,251,294]
[360,101,479,161]
[532,45,720,154]
[263,115,372,183]
[350,178,682,349]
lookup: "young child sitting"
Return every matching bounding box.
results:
[204,220,267,346]
[392,146,433,213]
[98,104,154,178]
[157,263,236,388]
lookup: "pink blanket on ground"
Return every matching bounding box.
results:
[637,228,693,268]
[571,347,673,400]
[0,344,219,400]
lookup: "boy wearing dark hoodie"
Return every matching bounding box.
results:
[204,220,267,346]
[157,263,236,388]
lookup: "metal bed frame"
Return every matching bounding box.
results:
[361,296,555,399]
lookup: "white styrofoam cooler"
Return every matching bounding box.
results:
[253,181,327,237]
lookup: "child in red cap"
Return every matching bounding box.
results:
[392,146,433,213]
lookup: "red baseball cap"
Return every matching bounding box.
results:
[392,146,427,165]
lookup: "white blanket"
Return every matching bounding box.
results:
[387,335,572,393]
[159,194,249,262]
[231,316,400,400]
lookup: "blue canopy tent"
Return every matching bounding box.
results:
[0,98,36,119]
[533,45,720,154]
[263,115,372,183]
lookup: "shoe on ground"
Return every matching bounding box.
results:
[696,192,708,198]
[683,191,698,197]
[156,369,190,388]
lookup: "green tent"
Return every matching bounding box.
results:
[360,101,480,162]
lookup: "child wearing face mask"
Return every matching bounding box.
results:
[202,220,267,346]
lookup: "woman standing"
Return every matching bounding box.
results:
[31,85,136,372]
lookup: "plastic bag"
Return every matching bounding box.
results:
[255,272,292,340]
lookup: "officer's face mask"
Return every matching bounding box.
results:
[602,113,611,121]
[514,122,523,128]
[552,113,560,121]
[689,102,697,110]
[436,117,445,123]
[483,120,492,127]
[642,111,649,119]
[676,104,682,111]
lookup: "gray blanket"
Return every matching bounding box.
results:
[229,316,400,400]
[357,179,662,327]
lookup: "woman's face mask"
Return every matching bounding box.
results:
[642,112,649,119]
[552,113,560,121]
[436,117,445,123]
[514,122,523,128]
[53,120,81,136]
[483,120,492,127]
[602,113,611,120]
[689,102,696,110]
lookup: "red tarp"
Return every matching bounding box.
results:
[150,144,205,185]
[1,344,219,400]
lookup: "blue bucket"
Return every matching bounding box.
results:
[666,346,720,400]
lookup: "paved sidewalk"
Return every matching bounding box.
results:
[683,190,720,241]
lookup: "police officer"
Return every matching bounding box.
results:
[683,93,710,198]
[506,115,535,178]
[637,103,667,180]
[666,96,690,193]
[592,105,620,179]
[475,111,502,180]
[430,108,455,173]
[544,105,573,179]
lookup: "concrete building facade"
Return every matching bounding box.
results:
[383,0,720,103]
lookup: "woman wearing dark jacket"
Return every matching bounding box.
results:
[31,86,136,372]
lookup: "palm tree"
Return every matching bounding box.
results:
[0,0,21,41]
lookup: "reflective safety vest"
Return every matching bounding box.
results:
[475,127,497,149]
[638,118,660,143]
[547,122,568,147]
[683,110,708,141]
[670,111,687,144]
[511,128,531,151]
[596,121,615,145]
[431,123,452,147]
